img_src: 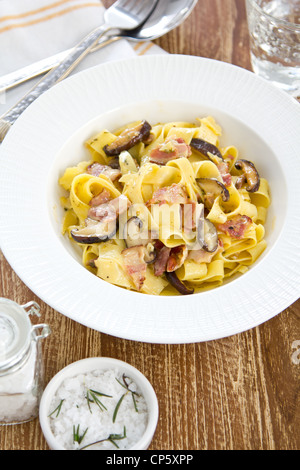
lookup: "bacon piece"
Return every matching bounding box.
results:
[217,215,252,239]
[188,249,216,264]
[166,245,188,272]
[153,242,188,276]
[153,241,171,277]
[89,188,112,207]
[217,161,232,187]
[88,195,130,223]
[182,201,197,232]
[149,147,177,165]
[149,138,192,165]
[87,162,121,182]
[147,183,189,206]
[188,241,223,264]
[122,245,147,291]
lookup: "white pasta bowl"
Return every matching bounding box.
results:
[39,357,159,451]
[0,55,299,344]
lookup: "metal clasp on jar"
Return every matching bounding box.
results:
[21,301,51,341]
[21,301,41,318]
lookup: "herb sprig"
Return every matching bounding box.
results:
[113,374,140,422]
[79,426,127,450]
[48,399,65,418]
[73,424,88,445]
[86,388,112,413]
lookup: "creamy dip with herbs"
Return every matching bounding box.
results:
[48,368,148,450]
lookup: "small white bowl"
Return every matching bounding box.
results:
[39,357,159,450]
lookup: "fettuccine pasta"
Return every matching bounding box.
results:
[59,116,270,295]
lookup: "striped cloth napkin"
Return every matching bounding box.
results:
[0,0,165,113]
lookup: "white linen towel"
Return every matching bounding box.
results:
[0,0,165,112]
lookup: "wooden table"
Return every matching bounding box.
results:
[0,0,299,450]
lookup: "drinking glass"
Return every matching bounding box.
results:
[245,0,300,98]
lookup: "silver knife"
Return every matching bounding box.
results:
[0,36,118,93]
[0,34,121,143]
[0,49,71,93]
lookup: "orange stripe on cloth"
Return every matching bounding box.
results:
[137,43,155,56]
[0,0,79,23]
[0,3,102,34]
[133,42,145,52]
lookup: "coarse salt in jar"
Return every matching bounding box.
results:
[0,298,51,425]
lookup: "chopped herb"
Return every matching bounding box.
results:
[48,399,64,418]
[108,427,127,448]
[113,374,140,422]
[112,393,126,423]
[73,424,88,445]
[131,392,138,412]
[86,388,112,413]
[79,426,126,451]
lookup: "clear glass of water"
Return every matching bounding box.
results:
[246,0,300,98]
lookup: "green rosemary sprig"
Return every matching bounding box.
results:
[79,426,126,450]
[48,399,65,418]
[107,426,127,448]
[73,424,88,445]
[113,374,140,422]
[131,391,138,413]
[86,388,112,413]
[112,393,126,423]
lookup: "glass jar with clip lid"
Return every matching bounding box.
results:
[0,298,51,425]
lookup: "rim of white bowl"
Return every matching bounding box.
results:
[1,55,300,343]
[39,357,159,451]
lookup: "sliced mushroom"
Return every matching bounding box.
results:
[197,178,230,209]
[108,157,121,170]
[103,120,152,156]
[123,216,143,241]
[202,219,219,252]
[234,159,260,193]
[190,138,224,163]
[123,216,151,248]
[165,271,194,295]
[144,243,157,264]
[71,219,117,244]
[197,208,218,252]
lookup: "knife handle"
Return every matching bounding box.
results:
[0,119,11,143]
[0,23,111,143]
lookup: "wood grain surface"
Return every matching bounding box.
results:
[0,0,299,451]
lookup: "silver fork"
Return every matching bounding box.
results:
[0,0,158,142]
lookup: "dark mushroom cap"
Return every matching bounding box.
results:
[71,221,117,244]
[197,207,219,253]
[107,156,121,170]
[123,216,154,249]
[165,271,194,295]
[144,243,157,264]
[103,120,152,156]
[197,178,230,204]
[202,219,219,252]
[235,159,260,193]
[190,138,224,162]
